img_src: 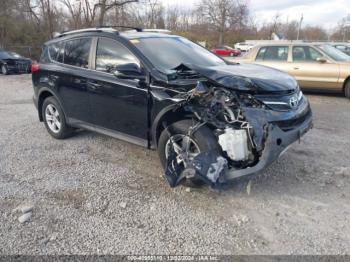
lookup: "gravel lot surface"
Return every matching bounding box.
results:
[0,74,350,255]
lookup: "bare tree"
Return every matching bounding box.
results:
[166,5,180,31]
[22,0,41,25]
[0,0,16,47]
[198,0,248,45]
[96,0,139,26]
[127,0,165,29]
[283,21,298,40]
[60,0,139,28]
[302,25,328,41]
[61,0,82,29]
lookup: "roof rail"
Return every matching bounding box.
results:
[55,26,170,38]
[100,25,143,32]
[142,29,171,34]
[55,25,144,38]
[56,27,119,38]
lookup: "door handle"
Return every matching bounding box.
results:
[50,75,59,80]
[73,78,86,84]
[87,81,102,90]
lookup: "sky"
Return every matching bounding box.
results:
[161,0,350,29]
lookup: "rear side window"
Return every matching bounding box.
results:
[256,46,289,61]
[95,38,139,73]
[49,42,64,62]
[40,46,50,63]
[64,38,92,68]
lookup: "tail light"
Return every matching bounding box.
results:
[31,62,39,73]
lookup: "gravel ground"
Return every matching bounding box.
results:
[0,74,350,255]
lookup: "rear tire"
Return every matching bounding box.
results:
[158,119,221,187]
[345,80,350,99]
[1,65,8,75]
[42,97,74,139]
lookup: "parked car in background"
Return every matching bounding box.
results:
[0,49,32,75]
[210,46,241,56]
[236,43,350,98]
[330,43,350,56]
[234,42,255,52]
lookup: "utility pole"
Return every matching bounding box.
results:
[297,14,303,40]
[344,18,350,42]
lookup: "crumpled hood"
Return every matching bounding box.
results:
[185,63,298,93]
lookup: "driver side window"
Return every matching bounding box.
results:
[96,38,140,73]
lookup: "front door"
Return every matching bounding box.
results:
[290,45,340,90]
[87,37,148,145]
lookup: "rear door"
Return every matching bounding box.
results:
[290,45,339,89]
[52,37,94,123]
[87,37,148,145]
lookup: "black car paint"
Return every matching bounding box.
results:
[86,67,149,140]
[32,31,312,181]
[33,33,151,143]
[180,63,298,93]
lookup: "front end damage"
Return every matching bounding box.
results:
[154,64,313,188]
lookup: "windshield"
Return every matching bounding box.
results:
[316,44,350,61]
[8,52,23,58]
[0,52,12,59]
[131,37,226,71]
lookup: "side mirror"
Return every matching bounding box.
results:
[316,57,327,63]
[113,63,145,80]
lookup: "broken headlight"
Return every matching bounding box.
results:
[238,93,266,109]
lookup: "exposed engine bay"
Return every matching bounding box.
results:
[152,63,312,188]
[163,81,267,188]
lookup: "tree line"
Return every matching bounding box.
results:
[0,0,348,59]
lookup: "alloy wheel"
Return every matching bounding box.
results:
[45,104,61,133]
[165,134,200,167]
[1,65,7,75]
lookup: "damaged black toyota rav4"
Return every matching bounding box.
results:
[33,27,313,188]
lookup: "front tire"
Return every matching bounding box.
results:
[1,65,8,75]
[42,97,74,139]
[158,120,221,187]
[344,80,350,99]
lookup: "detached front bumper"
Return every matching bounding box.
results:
[225,108,313,181]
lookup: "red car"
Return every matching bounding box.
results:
[210,46,241,57]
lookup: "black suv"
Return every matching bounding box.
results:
[33,27,313,188]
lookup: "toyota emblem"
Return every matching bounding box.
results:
[289,96,298,109]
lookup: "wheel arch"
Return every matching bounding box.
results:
[151,105,192,149]
[343,76,350,94]
[37,89,66,122]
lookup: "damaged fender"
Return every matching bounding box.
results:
[151,63,313,188]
